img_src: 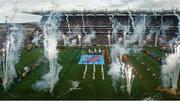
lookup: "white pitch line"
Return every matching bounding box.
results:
[83,64,88,79]
[93,64,96,80]
[101,65,105,80]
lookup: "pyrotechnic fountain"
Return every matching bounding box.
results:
[108,54,125,92]
[0,0,25,91]
[160,2,180,91]
[132,15,146,46]
[158,15,170,46]
[107,9,150,94]
[127,10,153,47]
[1,26,24,91]
[66,35,78,46]
[123,31,127,46]
[161,36,180,94]
[61,34,67,46]
[71,39,77,46]
[32,30,43,46]
[33,11,63,93]
[127,10,135,30]
[77,34,82,46]
[83,29,96,46]
[155,29,159,47]
[125,65,135,95]
[159,1,180,94]
[1,0,180,98]
[146,28,157,45]
[65,14,80,46]
[66,14,71,34]
[107,31,111,46]
[82,15,86,35]
[108,43,135,94]
[155,15,164,46]
[108,44,127,91]
[110,15,121,42]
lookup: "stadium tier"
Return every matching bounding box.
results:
[0,10,180,46]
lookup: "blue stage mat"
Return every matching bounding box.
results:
[78,55,105,65]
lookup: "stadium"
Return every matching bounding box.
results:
[0,5,180,100]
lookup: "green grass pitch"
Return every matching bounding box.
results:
[0,46,180,100]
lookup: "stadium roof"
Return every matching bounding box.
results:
[0,13,42,24]
[26,9,180,16]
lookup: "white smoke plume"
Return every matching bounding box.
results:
[108,44,128,91]
[158,16,169,45]
[32,31,43,46]
[33,11,63,93]
[83,29,96,45]
[108,15,142,94]
[1,26,24,91]
[161,35,180,91]
[130,15,147,46]
[110,15,120,41]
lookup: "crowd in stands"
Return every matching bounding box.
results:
[60,15,178,28]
